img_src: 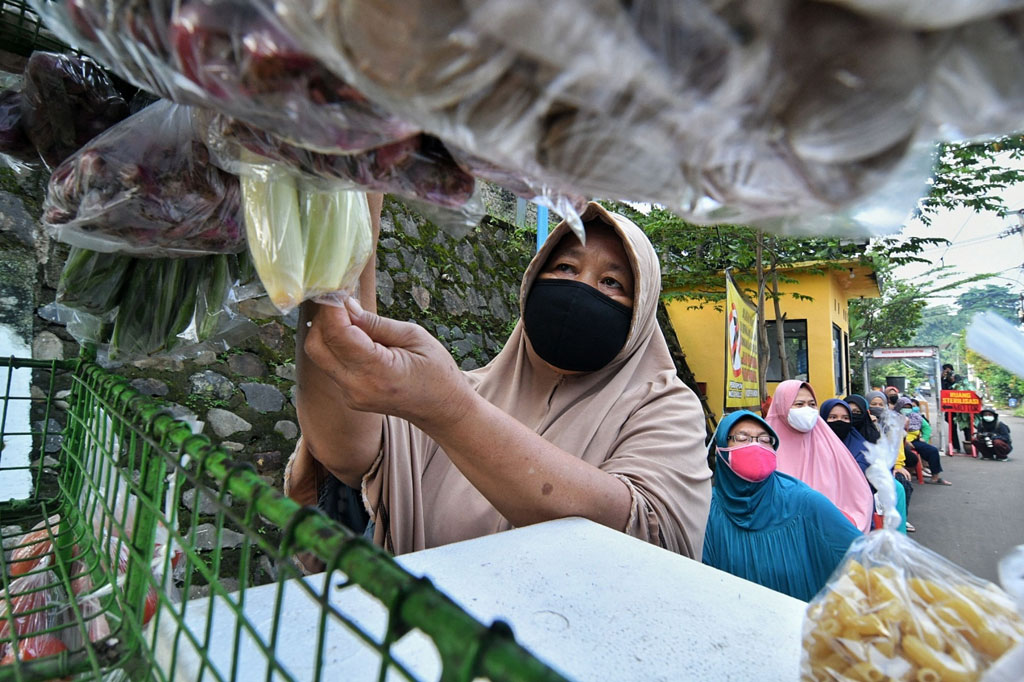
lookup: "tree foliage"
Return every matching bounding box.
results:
[913,283,1020,349]
[607,203,946,399]
[847,261,996,392]
[918,136,1024,224]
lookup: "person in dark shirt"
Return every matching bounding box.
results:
[973,407,1012,461]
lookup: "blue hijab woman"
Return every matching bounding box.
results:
[703,410,862,602]
[822,398,910,534]
[820,399,869,472]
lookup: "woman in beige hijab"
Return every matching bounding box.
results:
[289,200,711,558]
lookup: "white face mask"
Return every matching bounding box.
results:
[787,406,819,433]
[982,415,996,422]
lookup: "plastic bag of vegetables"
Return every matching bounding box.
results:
[198,111,482,236]
[53,247,257,361]
[42,100,245,257]
[240,157,372,313]
[20,51,130,170]
[29,0,418,155]
[0,89,36,164]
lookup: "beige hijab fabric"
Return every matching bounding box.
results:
[360,202,711,556]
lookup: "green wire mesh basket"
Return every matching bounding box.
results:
[0,1,72,58]
[0,355,568,682]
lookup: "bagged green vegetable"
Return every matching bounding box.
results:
[241,157,372,313]
[56,247,135,317]
[51,247,257,361]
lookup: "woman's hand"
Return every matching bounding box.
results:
[306,295,634,532]
[894,465,911,479]
[304,296,473,429]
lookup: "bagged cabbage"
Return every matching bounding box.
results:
[42,100,245,257]
[802,530,1024,681]
[20,51,130,170]
[31,0,418,154]
[241,158,372,313]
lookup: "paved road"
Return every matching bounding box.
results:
[907,415,1024,585]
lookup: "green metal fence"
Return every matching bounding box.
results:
[0,1,72,58]
[0,355,568,681]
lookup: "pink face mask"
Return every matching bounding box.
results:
[719,443,778,482]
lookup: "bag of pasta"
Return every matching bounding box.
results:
[802,530,1024,681]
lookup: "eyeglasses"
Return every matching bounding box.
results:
[727,434,774,445]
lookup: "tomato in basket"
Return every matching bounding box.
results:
[0,633,67,663]
[8,531,54,578]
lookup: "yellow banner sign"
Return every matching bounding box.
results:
[725,272,760,409]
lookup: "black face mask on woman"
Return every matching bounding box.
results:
[523,279,632,372]
[827,420,852,441]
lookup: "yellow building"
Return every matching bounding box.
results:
[665,260,880,422]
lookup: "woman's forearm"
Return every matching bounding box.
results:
[415,387,633,530]
[294,193,385,488]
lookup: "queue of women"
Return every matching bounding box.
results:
[283,198,953,604]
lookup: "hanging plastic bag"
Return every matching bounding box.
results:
[57,247,135,318]
[269,0,1024,239]
[0,89,36,164]
[967,311,1024,379]
[198,111,482,236]
[20,51,130,170]
[29,0,418,155]
[925,12,1024,142]
[42,100,245,257]
[818,0,1024,29]
[52,248,257,362]
[240,158,372,313]
[802,530,1024,681]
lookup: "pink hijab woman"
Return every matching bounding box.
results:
[764,380,873,532]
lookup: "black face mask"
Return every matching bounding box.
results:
[523,279,632,372]
[827,420,852,441]
[887,394,899,405]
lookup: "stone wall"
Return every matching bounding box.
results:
[0,168,535,488]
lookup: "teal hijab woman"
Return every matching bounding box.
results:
[703,410,862,601]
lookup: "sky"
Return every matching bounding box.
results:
[891,167,1024,310]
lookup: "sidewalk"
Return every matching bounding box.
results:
[907,415,1024,584]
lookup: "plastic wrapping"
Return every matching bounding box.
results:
[818,0,1024,29]
[0,557,64,660]
[967,311,1024,379]
[928,12,1024,141]
[30,1,1024,237]
[240,160,372,313]
[802,531,1024,681]
[265,0,1024,237]
[198,110,481,229]
[7,528,55,579]
[862,405,904,531]
[20,51,130,170]
[0,90,36,164]
[29,0,419,155]
[53,248,258,362]
[42,100,245,257]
